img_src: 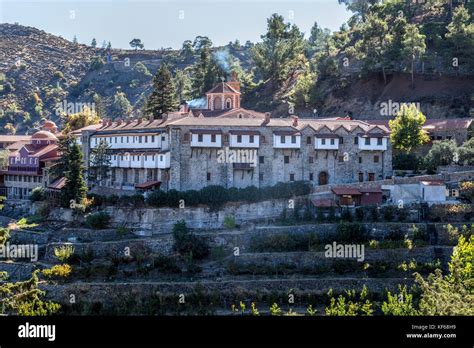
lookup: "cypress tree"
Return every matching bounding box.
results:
[145,64,178,119]
[61,142,87,208]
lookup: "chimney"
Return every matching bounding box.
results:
[227,71,240,92]
[137,118,142,125]
[107,119,113,126]
[126,119,132,125]
[263,112,271,125]
[292,116,299,127]
[179,101,189,113]
[117,119,123,125]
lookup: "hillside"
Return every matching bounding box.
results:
[1,4,473,135]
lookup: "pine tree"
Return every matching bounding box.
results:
[61,141,87,208]
[88,139,111,186]
[72,35,78,44]
[190,46,223,98]
[50,133,74,180]
[145,64,178,119]
[129,38,144,50]
[91,38,97,47]
[251,14,305,88]
[402,24,426,89]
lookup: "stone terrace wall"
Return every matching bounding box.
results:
[46,198,307,235]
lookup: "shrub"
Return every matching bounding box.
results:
[42,264,72,279]
[89,55,104,70]
[36,203,51,218]
[368,239,379,249]
[54,245,75,262]
[153,255,181,274]
[316,209,325,222]
[145,181,311,210]
[172,220,209,260]
[412,225,428,242]
[133,62,152,76]
[129,194,145,207]
[29,187,45,202]
[335,222,368,243]
[85,211,110,229]
[341,208,352,222]
[53,71,64,79]
[355,207,364,222]
[393,153,420,171]
[249,232,319,252]
[223,215,236,229]
[370,206,379,221]
[397,208,408,221]
[385,227,404,241]
[0,227,9,245]
[381,285,419,315]
[382,206,395,222]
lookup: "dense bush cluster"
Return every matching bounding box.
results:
[172,220,209,260]
[89,181,311,210]
[85,211,110,229]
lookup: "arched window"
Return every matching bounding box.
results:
[225,98,232,109]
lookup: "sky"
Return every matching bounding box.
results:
[0,0,352,49]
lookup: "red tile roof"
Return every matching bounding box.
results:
[206,82,240,94]
[311,199,336,207]
[135,180,161,189]
[332,187,362,195]
[48,177,66,190]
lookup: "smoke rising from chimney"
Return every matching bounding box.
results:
[213,48,231,74]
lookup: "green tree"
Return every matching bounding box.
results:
[88,139,111,186]
[389,104,429,153]
[50,133,74,181]
[354,14,393,84]
[174,69,192,102]
[0,270,61,315]
[129,38,144,50]
[402,24,426,88]
[145,64,179,119]
[92,93,107,119]
[61,141,87,208]
[307,22,331,55]
[446,5,474,71]
[91,38,97,48]
[191,46,219,98]
[424,139,458,170]
[338,0,380,23]
[381,285,419,316]
[458,137,474,165]
[415,235,474,315]
[180,40,194,59]
[192,36,212,52]
[252,14,305,88]
[62,106,101,133]
[112,91,132,117]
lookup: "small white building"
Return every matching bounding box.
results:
[383,180,447,204]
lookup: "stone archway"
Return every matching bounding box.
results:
[318,171,328,186]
